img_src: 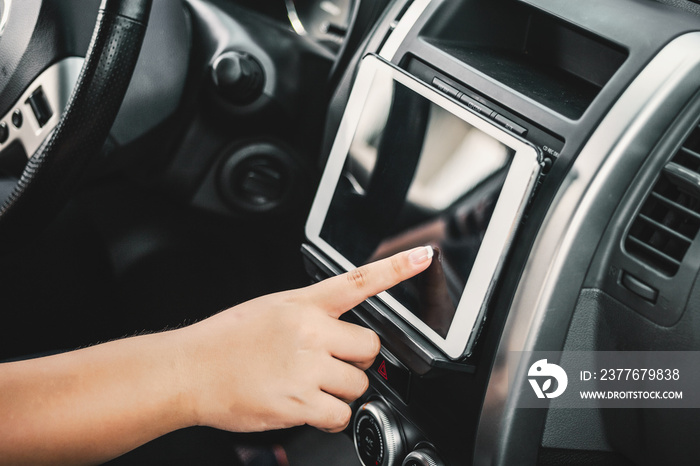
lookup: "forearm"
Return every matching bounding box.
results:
[0,329,194,465]
[0,247,433,464]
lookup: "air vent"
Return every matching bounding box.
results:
[625,123,700,276]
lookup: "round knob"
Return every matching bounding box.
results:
[402,447,445,466]
[217,143,296,213]
[354,400,404,466]
[211,51,265,105]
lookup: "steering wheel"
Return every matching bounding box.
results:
[0,0,152,249]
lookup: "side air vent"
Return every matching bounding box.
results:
[625,123,700,276]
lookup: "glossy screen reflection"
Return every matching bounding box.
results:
[320,76,514,338]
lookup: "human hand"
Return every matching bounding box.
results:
[179,246,433,433]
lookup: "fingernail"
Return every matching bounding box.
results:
[408,246,433,265]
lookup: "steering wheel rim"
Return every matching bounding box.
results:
[0,0,153,250]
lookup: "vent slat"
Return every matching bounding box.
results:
[625,120,700,277]
[663,162,700,197]
[680,146,700,164]
[638,213,694,243]
[650,191,700,221]
[626,236,682,268]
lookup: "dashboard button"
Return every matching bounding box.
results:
[370,350,411,401]
[621,272,658,303]
[359,423,380,461]
[354,400,404,466]
[494,114,528,136]
[458,93,496,118]
[431,77,460,98]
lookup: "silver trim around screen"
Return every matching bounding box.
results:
[306,55,542,359]
[378,0,431,60]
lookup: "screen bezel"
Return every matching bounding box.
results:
[305,54,542,359]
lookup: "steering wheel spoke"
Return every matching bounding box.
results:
[0,0,153,250]
[0,57,84,161]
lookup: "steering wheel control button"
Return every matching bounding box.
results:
[369,351,411,402]
[11,110,22,128]
[0,122,8,144]
[212,51,265,105]
[354,400,404,466]
[402,448,444,466]
[26,87,53,128]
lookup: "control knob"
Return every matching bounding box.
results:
[402,447,445,466]
[354,400,404,466]
[211,51,265,105]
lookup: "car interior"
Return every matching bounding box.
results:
[2,0,700,465]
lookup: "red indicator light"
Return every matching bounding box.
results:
[378,360,388,380]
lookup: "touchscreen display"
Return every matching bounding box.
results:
[319,73,515,338]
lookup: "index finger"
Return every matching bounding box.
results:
[311,246,434,318]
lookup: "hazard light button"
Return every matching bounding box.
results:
[369,350,411,402]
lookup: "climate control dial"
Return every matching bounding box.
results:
[354,400,404,466]
[402,447,445,466]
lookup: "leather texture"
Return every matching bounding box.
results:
[100,0,152,24]
[0,0,152,249]
[0,0,101,119]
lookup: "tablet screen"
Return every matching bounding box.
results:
[306,55,541,358]
[319,76,514,338]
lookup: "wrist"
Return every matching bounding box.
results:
[163,327,203,429]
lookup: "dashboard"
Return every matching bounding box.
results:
[223,0,355,51]
[2,0,700,465]
[299,0,700,465]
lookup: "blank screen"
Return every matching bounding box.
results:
[320,74,514,338]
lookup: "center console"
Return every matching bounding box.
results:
[301,0,700,464]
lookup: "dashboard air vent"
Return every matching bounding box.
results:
[625,123,700,276]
